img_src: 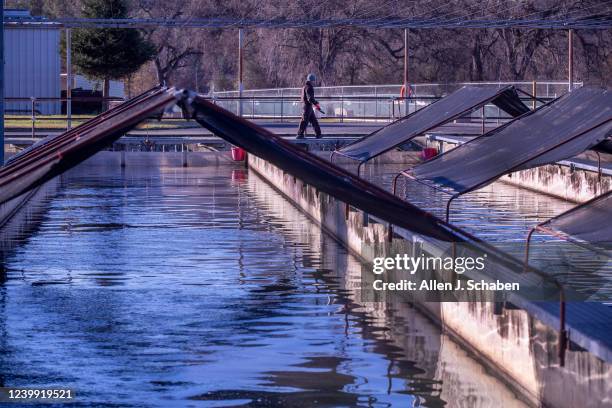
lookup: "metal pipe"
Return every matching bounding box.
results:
[391,172,402,196]
[403,28,408,108]
[280,89,284,122]
[596,151,602,183]
[357,161,365,178]
[66,28,72,130]
[238,28,244,117]
[340,88,344,123]
[481,106,485,135]
[31,97,36,140]
[445,193,459,223]
[568,29,574,91]
[523,226,537,272]
[532,80,537,110]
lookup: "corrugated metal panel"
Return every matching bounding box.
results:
[4,26,61,114]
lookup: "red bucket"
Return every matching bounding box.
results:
[420,147,438,161]
[231,146,246,161]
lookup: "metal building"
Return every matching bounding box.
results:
[4,9,61,114]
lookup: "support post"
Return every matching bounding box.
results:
[559,290,567,367]
[391,172,402,196]
[568,29,574,91]
[66,29,72,130]
[238,29,244,117]
[280,88,284,122]
[403,28,408,116]
[481,106,485,135]
[445,194,459,223]
[523,226,537,272]
[0,7,4,164]
[532,80,537,110]
[31,97,36,140]
[357,161,365,178]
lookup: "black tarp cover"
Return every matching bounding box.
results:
[409,86,612,193]
[336,85,529,162]
[542,191,612,247]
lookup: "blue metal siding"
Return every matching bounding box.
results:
[4,26,61,114]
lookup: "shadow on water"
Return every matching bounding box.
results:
[0,163,528,407]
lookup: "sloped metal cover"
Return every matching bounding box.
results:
[410,86,612,193]
[337,85,529,162]
[0,87,179,205]
[544,191,612,247]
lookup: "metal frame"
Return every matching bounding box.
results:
[391,93,611,222]
[391,106,527,220]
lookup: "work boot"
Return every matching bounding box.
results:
[315,134,322,139]
[296,134,305,139]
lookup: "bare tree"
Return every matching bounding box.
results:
[134,0,204,85]
[14,0,612,90]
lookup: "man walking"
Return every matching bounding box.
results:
[297,73,322,139]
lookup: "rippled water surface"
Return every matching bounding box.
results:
[0,164,532,407]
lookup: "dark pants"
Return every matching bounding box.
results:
[297,105,321,137]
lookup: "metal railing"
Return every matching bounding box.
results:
[4,81,581,138]
[214,80,576,98]
[4,96,127,138]
[210,80,580,122]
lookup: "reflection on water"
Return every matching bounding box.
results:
[0,165,527,407]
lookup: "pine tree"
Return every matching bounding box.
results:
[71,0,155,109]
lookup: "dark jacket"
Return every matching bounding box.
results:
[301,81,318,106]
